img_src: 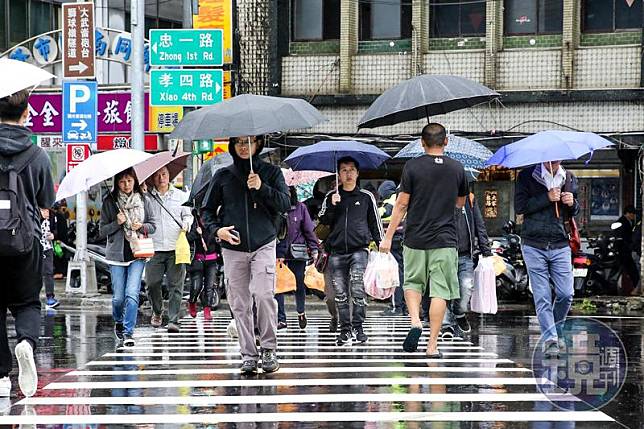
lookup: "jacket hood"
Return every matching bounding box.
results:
[0,124,33,156]
[378,180,397,200]
[228,137,265,176]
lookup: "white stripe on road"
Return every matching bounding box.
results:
[17,392,578,406]
[104,351,498,357]
[84,358,514,366]
[44,377,550,390]
[116,344,483,351]
[68,366,531,376]
[0,411,614,425]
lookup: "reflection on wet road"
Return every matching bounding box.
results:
[0,310,641,428]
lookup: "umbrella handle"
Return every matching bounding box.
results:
[248,137,254,174]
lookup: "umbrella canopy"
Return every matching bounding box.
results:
[133,150,190,184]
[56,149,153,201]
[169,94,327,141]
[281,168,333,187]
[284,140,390,173]
[187,148,277,206]
[0,59,55,99]
[358,74,500,129]
[485,130,614,169]
[394,134,493,171]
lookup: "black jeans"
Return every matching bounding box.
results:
[43,248,55,297]
[390,240,406,313]
[0,238,43,377]
[329,250,368,333]
[188,259,218,308]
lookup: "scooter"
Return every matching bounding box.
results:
[578,222,624,296]
[491,221,532,302]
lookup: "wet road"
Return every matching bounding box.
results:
[0,308,642,428]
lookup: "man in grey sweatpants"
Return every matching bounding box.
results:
[202,135,290,374]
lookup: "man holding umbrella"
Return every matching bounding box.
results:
[202,135,289,374]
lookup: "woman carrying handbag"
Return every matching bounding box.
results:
[100,168,157,347]
[275,187,319,330]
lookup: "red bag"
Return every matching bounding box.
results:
[566,217,581,254]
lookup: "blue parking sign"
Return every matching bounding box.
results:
[63,81,97,144]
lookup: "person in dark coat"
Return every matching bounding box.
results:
[275,186,319,330]
[615,205,639,293]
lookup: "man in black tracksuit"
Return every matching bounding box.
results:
[318,157,384,346]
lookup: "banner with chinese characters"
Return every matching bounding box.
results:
[97,134,158,151]
[25,92,182,134]
[193,0,233,64]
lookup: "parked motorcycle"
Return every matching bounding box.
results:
[491,221,532,302]
[575,222,624,296]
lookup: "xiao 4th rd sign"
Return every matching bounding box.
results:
[150,69,223,107]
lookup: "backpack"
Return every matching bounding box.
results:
[0,145,39,256]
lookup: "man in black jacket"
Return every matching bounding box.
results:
[319,157,384,346]
[441,191,492,338]
[515,161,579,358]
[615,205,639,292]
[0,89,55,399]
[202,135,290,374]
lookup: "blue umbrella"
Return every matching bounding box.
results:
[285,140,390,173]
[486,130,614,169]
[394,134,492,171]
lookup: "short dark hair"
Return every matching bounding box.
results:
[0,89,30,122]
[421,123,447,147]
[624,205,637,215]
[337,156,359,171]
[111,168,141,199]
[289,186,298,206]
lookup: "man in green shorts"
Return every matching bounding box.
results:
[379,123,468,358]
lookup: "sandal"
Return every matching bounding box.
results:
[402,326,423,352]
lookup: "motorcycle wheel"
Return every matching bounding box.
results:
[211,289,220,310]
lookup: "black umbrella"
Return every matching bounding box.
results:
[357,74,500,129]
[187,148,277,207]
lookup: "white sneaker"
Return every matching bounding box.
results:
[15,341,37,398]
[0,376,10,397]
[227,319,238,338]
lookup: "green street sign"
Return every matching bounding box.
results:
[194,140,214,154]
[150,69,224,107]
[149,29,223,67]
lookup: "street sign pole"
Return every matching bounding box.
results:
[131,0,145,151]
[182,0,194,191]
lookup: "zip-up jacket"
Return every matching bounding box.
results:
[318,186,384,255]
[456,194,492,258]
[201,149,290,253]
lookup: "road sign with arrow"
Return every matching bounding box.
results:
[62,2,95,79]
[150,69,224,107]
[63,81,97,144]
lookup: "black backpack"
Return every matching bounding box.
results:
[0,145,39,256]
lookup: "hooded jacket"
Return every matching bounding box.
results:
[201,139,290,253]
[0,124,54,240]
[456,194,492,258]
[318,186,384,255]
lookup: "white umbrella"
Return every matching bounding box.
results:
[56,149,153,201]
[0,59,55,99]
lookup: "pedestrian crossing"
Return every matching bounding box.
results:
[1,314,618,427]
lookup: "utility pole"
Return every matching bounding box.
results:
[182,0,194,189]
[131,0,145,151]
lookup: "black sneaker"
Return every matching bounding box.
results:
[354,330,368,344]
[440,326,455,341]
[380,308,400,317]
[329,318,338,333]
[277,321,288,330]
[336,331,351,346]
[167,323,180,333]
[298,313,307,330]
[240,360,258,374]
[114,323,124,341]
[123,334,135,347]
[455,315,471,333]
[543,340,560,359]
[261,350,279,373]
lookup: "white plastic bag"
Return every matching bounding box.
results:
[364,251,398,300]
[471,257,498,314]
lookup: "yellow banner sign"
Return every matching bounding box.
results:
[193,0,233,64]
[149,105,184,133]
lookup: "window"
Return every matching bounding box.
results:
[292,0,340,41]
[504,0,563,35]
[431,0,486,38]
[360,0,412,40]
[583,0,643,32]
[0,0,6,51]
[9,0,27,47]
[30,0,53,36]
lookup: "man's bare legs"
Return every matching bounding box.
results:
[404,289,423,327]
[427,297,447,355]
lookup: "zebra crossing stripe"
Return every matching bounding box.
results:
[83,358,514,366]
[103,351,499,357]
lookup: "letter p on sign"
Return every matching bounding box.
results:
[69,84,91,112]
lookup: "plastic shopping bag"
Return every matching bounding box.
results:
[304,264,325,293]
[364,252,396,300]
[175,230,191,264]
[471,257,498,314]
[275,261,297,294]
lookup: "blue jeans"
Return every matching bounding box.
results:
[442,256,475,328]
[275,260,307,323]
[330,250,369,332]
[522,245,573,343]
[110,260,145,336]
